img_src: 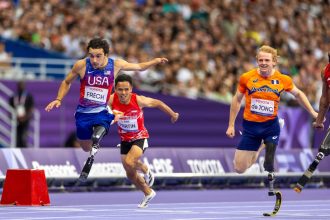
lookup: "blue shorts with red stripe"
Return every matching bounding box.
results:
[237,118,280,151]
[75,110,114,140]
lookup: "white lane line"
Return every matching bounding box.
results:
[1,200,330,220]
[51,199,330,207]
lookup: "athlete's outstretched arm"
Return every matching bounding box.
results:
[115,58,168,72]
[45,60,84,112]
[289,86,318,119]
[137,95,179,123]
[226,90,244,138]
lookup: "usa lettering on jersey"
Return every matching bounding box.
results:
[87,76,110,86]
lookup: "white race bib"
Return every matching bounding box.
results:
[250,98,274,116]
[84,86,108,103]
[118,116,138,132]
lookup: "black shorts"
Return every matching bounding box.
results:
[120,139,149,155]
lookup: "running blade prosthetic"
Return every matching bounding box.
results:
[78,155,94,182]
[294,152,324,193]
[263,191,282,217]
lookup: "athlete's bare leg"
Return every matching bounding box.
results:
[78,140,93,152]
[78,126,106,153]
[253,142,266,162]
[121,145,152,195]
[135,160,148,174]
[234,118,284,173]
[234,147,263,173]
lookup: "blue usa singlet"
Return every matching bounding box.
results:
[76,58,115,113]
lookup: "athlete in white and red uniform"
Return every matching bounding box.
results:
[109,74,179,208]
[112,93,149,142]
[313,54,330,156]
[45,38,169,155]
[294,54,330,193]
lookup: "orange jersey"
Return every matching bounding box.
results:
[238,69,294,122]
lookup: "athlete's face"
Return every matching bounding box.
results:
[115,81,132,104]
[88,48,107,69]
[257,51,276,77]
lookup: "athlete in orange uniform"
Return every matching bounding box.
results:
[109,74,179,208]
[238,69,293,123]
[226,45,317,177]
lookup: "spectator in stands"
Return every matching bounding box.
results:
[109,73,179,208]
[9,80,34,148]
[0,41,12,75]
[45,37,168,161]
[1,1,329,105]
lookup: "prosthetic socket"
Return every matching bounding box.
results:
[264,142,277,196]
[90,126,106,156]
[264,142,276,172]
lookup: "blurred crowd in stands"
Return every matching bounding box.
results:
[0,0,329,107]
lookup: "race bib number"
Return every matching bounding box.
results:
[251,98,274,116]
[118,116,138,132]
[84,86,108,103]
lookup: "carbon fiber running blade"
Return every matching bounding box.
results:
[78,156,94,182]
[263,191,282,217]
[294,152,324,193]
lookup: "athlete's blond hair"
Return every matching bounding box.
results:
[256,45,279,63]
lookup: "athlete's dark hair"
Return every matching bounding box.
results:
[115,74,133,86]
[87,38,110,55]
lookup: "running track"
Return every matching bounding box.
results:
[0,189,329,219]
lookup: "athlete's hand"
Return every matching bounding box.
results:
[45,100,61,112]
[112,110,124,123]
[313,121,325,130]
[171,112,179,123]
[155,57,168,64]
[226,126,235,138]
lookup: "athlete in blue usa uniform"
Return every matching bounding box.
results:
[45,38,168,156]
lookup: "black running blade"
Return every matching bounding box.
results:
[294,153,323,193]
[294,174,311,193]
[78,156,94,182]
[263,191,282,217]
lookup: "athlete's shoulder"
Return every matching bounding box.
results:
[131,93,138,100]
[239,69,258,85]
[71,59,86,75]
[274,71,294,90]
[74,58,87,69]
[323,63,330,77]
[75,58,87,65]
[275,70,292,82]
[114,58,127,66]
[241,69,258,78]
